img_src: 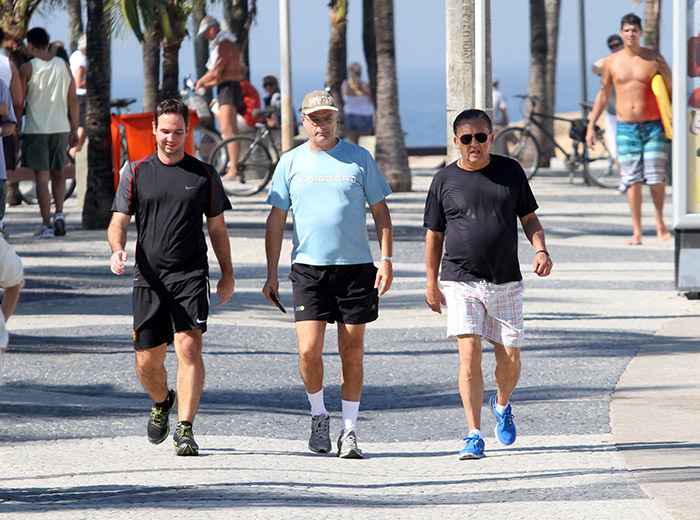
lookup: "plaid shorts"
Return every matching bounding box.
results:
[441,280,524,348]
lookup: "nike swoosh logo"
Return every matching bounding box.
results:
[196,319,207,324]
[185,186,196,190]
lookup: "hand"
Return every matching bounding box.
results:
[585,125,596,148]
[68,129,78,148]
[110,250,127,275]
[533,251,553,277]
[374,260,393,297]
[262,277,280,307]
[425,284,446,314]
[216,273,234,305]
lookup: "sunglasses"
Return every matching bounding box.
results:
[263,82,275,87]
[458,132,489,145]
[609,43,622,51]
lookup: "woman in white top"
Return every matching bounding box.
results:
[341,62,374,144]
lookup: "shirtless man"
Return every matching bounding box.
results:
[195,16,242,180]
[586,13,671,245]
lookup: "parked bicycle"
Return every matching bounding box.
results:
[207,106,281,197]
[492,94,617,188]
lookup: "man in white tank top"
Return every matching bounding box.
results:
[19,27,79,239]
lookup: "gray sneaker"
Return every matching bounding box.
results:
[337,429,363,459]
[309,413,331,453]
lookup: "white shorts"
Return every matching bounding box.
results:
[442,280,524,348]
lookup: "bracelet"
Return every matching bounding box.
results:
[380,256,392,263]
[536,250,549,256]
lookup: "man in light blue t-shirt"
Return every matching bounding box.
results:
[263,90,393,459]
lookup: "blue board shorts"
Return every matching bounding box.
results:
[616,120,667,192]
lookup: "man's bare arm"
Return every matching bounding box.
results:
[586,60,613,147]
[656,53,672,96]
[424,229,446,314]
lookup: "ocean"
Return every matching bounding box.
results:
[112,61,600,149]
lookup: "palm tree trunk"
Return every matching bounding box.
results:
[528,0,551,166]
[326,1,347,136]
[542,0,560,163]
[142,25,161,112]
[161,38,182,100]
[362,0,377,103]
[643,0,661,51]
[66,0,84,53]
[223,0,252,75]
[82,0,113,229]
[373,0,410,192]
[193,0,209,87]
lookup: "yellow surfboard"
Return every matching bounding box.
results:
[651,74,672,139]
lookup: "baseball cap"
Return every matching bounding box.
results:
[197,16,219,37]
[301,90,338,114]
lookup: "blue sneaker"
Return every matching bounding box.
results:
[459,434,485,459]
[491,394,516,445]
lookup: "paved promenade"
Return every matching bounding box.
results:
[0,161,698,519]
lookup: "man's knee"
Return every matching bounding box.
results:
[175,331,203,365]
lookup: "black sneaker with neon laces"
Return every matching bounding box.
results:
[147,388,176,444]
[173,423,199,456]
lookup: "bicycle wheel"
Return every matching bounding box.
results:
[193,125,221,164]
[209,136,274,196]
[492,127,540,179]
[582,135,618,189]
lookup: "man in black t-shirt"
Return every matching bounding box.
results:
[424,109,552,460]
[108,99,234,457]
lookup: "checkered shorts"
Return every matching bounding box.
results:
[441,280,524,348]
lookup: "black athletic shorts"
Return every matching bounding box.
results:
[217,80,244,114]
[2,134,15,171]
[289,263,379,324]
[132,276,210,350]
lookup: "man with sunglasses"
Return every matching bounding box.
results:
[586,13,672,245]
[592,34,624,170]
[263,90,393,459]
[424,109,552,459]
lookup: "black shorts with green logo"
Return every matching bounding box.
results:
[132,276,210,350]
[289,263,379,324]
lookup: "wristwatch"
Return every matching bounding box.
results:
[380,256,393,263]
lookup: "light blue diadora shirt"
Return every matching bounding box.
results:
[267,139,392,266]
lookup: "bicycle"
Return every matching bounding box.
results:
[207,106,280,196]
[492,94,617,188]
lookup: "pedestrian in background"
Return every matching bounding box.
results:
[424,109,552,460]
[19,28,79,238]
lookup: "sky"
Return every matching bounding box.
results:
[30,0,675,138]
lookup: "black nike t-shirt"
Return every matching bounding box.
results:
[112,153,232,288]
[423,154,538,284]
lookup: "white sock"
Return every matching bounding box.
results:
[469,429,483,439]
[307,388,328,416]
[495,401,509,415]
[341,399,360,432]
[0,218,4,228]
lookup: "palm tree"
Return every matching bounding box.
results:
[222,0,255,76]
[66,0,84,52]
[362,0,376,103]
[326,0,347,136]
[634,0,661,51]
[116,0,193,106]
[82,0,113,228]
[527,0,555,166]
[372,0,410,192]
